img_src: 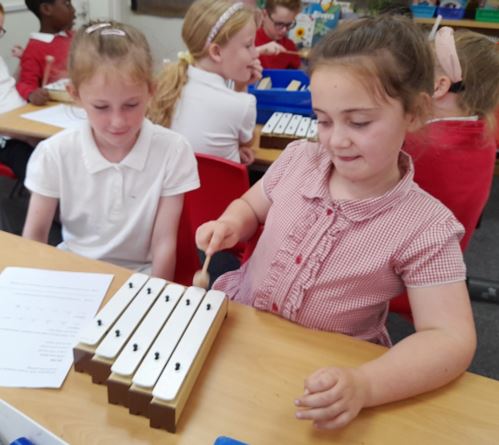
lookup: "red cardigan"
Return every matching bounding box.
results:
[16,31,74,100]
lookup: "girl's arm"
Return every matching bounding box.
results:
[150,194,184,280]
[22,192,58,243]
[295,280,476,429]
[196,178,271,257]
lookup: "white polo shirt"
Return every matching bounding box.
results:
[170,65,256,163]
[25,119,200,270]
[0,56,25,114]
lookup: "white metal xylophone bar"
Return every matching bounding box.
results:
[260,112,318,150]
[73,273,228,433]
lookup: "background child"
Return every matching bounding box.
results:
[196,16,476,429]
[0,2,35,181]
[255,0,301,69]
[406,27,499,251]
[390,28,499,318]
[22,21,200,280]
[16,0,75,105]
[148,0,260,164]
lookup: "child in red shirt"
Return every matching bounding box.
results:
[17,0,75,105]
[255,0,301,69]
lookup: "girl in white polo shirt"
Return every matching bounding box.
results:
[196,16,476,429]
[22,21,200,280]
[147,0,260,164]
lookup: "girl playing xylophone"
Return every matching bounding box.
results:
[196,15,476,429]
[22,21,200,280]
[147,0,261,164]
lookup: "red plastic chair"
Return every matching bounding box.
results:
[174,153,251,286]
[0,163,16,180]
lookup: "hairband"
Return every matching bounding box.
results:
[435,27,464,92]
[205,2,244,47]
[177,51,194,64]
[86,22,126,37]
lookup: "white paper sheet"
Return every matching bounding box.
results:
[0,267,113,388]
[21,104,87,130]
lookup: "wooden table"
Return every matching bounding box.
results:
[0,104,282,166]
[1,230,499,444]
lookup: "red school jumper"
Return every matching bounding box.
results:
[16,31,74,101]
[391,118,496,318]
[255,27,301,70]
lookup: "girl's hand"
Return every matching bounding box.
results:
[294,367,370,430]
[11,44,24,59]
[28,88,50,106]
[247,59,263,85]
[257,41,286,56]
[239,146,255,165]
[195,220,240,257]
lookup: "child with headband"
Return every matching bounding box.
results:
[148,0,260,164]
[196,16,476,429]
[22,21,200,279]
[406,27,499,251]
[391,28,499,318]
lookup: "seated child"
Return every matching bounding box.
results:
[0,2,35,181]
[16,0,75,105]
[256,0,301,69]
[22,21,200,280]
[405,27,499,250]
[148,0,260,164]
[196,16,476,429]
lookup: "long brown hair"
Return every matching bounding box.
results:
[309,15,434,123]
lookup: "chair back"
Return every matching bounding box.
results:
[174,153,250,285]
[0,163,16,179]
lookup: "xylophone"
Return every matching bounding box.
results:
[260,112,318,150]
[73,273,227,433]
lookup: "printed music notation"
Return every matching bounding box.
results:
[0,267,112,388]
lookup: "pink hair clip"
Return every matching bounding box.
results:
[435,26,463,89]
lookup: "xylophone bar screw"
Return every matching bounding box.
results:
[132,343,138,351]
[165,295,170,302]
[128,282,133,289]
[175,362,180,371]
[97,319,102,326]
[147,287,152,294]
[115,329,120,337]
[154,351,160,360]
[186,299,191,306]
[206,303,211,310]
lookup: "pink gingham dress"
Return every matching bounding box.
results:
[213,140,466,345]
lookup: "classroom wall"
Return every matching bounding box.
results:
[0,0,185,75]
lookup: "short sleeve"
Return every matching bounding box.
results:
[396,216,466,287]
[161,134,200,196]
[24,140,61,198]
[238,94,257,145]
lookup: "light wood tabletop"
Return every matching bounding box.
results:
[1,230,499,445]
[0,104,282,166]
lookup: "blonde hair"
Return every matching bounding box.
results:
[310,15,434,123]
[437,30,499,126]
[147,0,256,128]
[68,21,153,92]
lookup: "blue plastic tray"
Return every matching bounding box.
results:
[248,69,313,123]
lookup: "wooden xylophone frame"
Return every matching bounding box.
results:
[73,275,228,433]
[260,112,318,150]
